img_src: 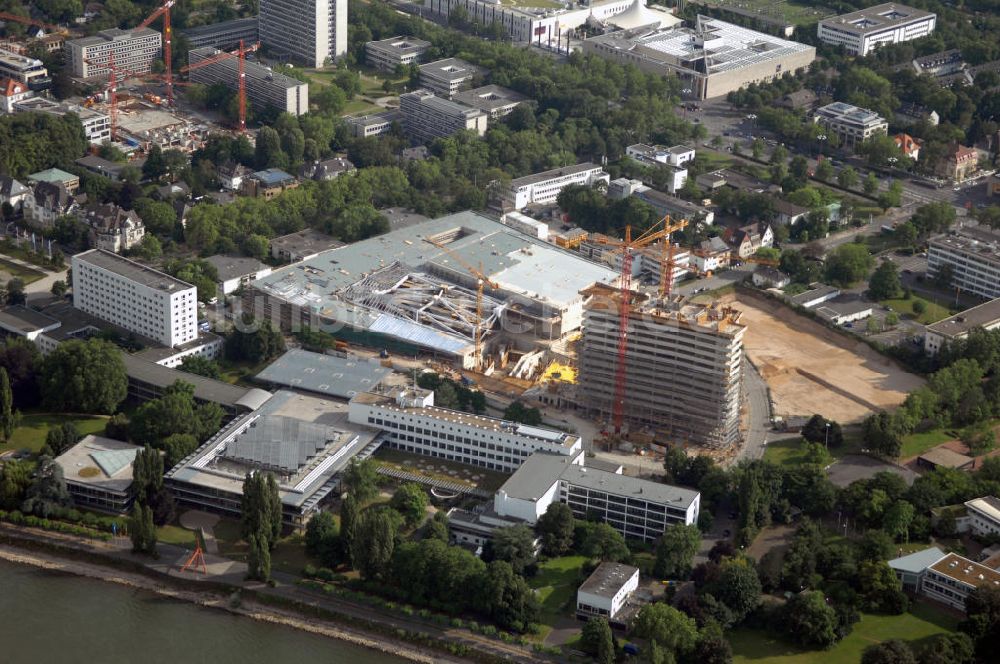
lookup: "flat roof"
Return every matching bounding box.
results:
[121,352,272,410]
[966,496,1000,523]
[367,35,431,53]
[54,435,141,494]
[929,552,1000,588]
[69,27,159,47]
[918,447,974,468]
[204,254,268,282]
[790,283,840,306]
[180,17,258,38]
[452,85,529,112]
[499,451,584,502]
[269,228,344,257]
[888,546,946,574]
[816,102,886,127]
[73,249,194,294]
[255,349,390,400]
[419,57,482,82]
[927,297,1000,339]
[821,4,935,35]
[0,305,60,335]
[510,162,603,188]
[561,464,700,508]
[579,562,640,599]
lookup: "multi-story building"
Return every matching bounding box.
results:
[813,102,888,149]
[65,28,162,79]
[576,563,640,623]
[924,297,1000,354]
[347,386,584,474]
[365,36,431,72]
[24,181,79,229]
[505,162,609,211]
[72,249,198,348]
[398,89,487,144]
[964,497,1000,538]
[259,0,347,67]
[452,85,530,121]
[818,4,936,56]
[626,143,695,168]
[13,97,111,144]
[922,552,1000,612]
[583,16,815,101]
[0,77,31,113]
[54,435,141,514]
[240,168,299,199]
[577,283,745,447]
[418,58,483,99]
[345,110,403,138]
[936,144,979,182]
[188,47,309,116]
[927,225,1000,300]
[180,17,259,51]
[0,48,50,89]
[80,203,146,254]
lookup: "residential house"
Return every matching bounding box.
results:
[894,133,922,161]
[218,163,250,191]
[753,267,790,288]
[774,199,810,226]
[0,174,29,213]
[80,203,146,253]
[936,144,979,182]
[299,157,356,181]
[691,236,731,273]
[725,223,772,259]
[241,168,298,199]
[0,77,31,113]
[24,181,78,229]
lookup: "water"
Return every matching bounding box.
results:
[0,559,405,664]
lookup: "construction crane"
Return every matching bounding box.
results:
[136,0,175,105]
[592,215,689,434]
[0,11,68,36]
[423,237,500,373]
[82,52,141,141]
[180,40,259,133]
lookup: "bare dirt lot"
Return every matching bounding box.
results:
[724,293,924,423]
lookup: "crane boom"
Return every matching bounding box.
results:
[0,11,64,34]
[136,1,175,105]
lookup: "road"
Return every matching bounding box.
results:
[735,357,771,466]
[0,251,67,303]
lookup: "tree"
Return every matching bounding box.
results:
[0,367,12,441]
[241,472,282,550]
[340,493,360,556]
[4,277,25,306]
[801,415,843,448]
[633,603,699,658]
[39,339,127,414]
[710,557,763,624]
[654,523,701,579]
[960,585,1000,660]
[247,529,272,581]
[780,590,838,647]
[42,421,80,457]
[580,522,630,562]
[350,507,400,579]
[479,559,540,632]
[389,482,428,526]
[21,457,70,517]
[882,501,915,543]
[134,235,162,261]
[225,314,286,363]
[0,338,41,409]
[502,401,543,425]
[434,381,460,409]
[305,510,339,567]
[862,640,916,664]
[825,244,874,286]
[178,355,221,379]
[489,524,537,576]
[869,261,902,300]
[143,144,166,180]
[0,459,32,510]
[536,502,574,556]
[342,458,379,503]
[838,166,859,189]
[815,160,834,182]
[863,172,879,195]
[912,300,927,316]
[859,560,908,613]
[911,202,956,238]
[425,510,449,543]
[50,280,68,297]
[130,502,157,555]
[132,445,164,505]
[917,633,974,664]
[581,617,615,664]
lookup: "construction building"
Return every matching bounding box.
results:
[813,102,888,149]
[505,162,609,211]
[924,297,1000,354]
[65,28,162,79]
[928,225,1000,300]
[365,35,431,72]
[188,47,309,116]
[418,58,484,99]
[259,0,347,67]
[582,16,815,100]
[180,17,259,51]
[399,90,488,143]
[577,283,745,447]
[0,48,50,89]
[818,4,936,56]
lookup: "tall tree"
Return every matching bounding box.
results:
[478,559,539,633]
[633,603,699,659]
[129,502,157,555]
[536,502,574,556]
[869,260,902,300]
[581,617,615,664]
[861,639,916,664]
[21,457,71,517]
[489,524,537,576]
[0,367,13,441]
[349,507,400,579]
[389,482,428,526]
[39,339,127,414]
[342,458,379,503]
[654,523,701,579]
[305,510,339,567]
[340,492,360,556]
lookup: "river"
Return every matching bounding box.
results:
[0,559,404,664]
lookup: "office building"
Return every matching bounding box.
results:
[505,163,609,211]
[240,168,299,199]
[365,36,431,71]
[577,283,745,448]
[452,85,530,120]
[180,17,259,51]
[928,225,1000,300]
[813,102,888,149]
[204,255,273,296]
[54,435,141,514]
[576,563,640,623]
[626,143,695,168]
[0,48,50,89]
[583,16,815,100]
[924,297,1000,354]
[345,110,402,138]
[188,47,309,116]
[65,28,162,79]
[72,249,198,348]
[922,552,1000,612]
[418,58,483,98]
[818,4,936,56]
[964,497,1000,538]
[13,97,111,144]
[259,0,347,67]
[269,228,344,263]
[399,89,487,143]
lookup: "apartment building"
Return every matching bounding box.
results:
[347,387,584,474]
[814,102,888,149]
[505,162,609,211]
[259,0,347,67]
[452,85,530,121]
[964,497,1000,538]
[928,225,1000,300]
[365,36,431,72]
[80,203,146,254]
[0,48,50,89]
[936,144,979,182]
[818,4,936,56]
[924,297,1000,354]
[577,284,745,448]
[188,47,309,116]
[65,28,162,79]
[398,89,487,144]
[180,17,259,51]
[72,249,198,348]
[418,58,483,98]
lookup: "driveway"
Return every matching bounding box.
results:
[826,454,917,488]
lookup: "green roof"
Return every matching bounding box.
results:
[90,448,140,478]
[28,167,77,184]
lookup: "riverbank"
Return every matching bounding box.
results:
[0,544,454,664]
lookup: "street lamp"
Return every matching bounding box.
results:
[824,421,831,451]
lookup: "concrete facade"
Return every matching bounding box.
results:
[65,28,161,79]
[399,89,487,143]
[814,102,888,149]
[928,226,1000,300]
[188,47,309,116]
[365,36,431,71]
[259,0,347,67]
[506,162,609,210]
[818,3,936,56]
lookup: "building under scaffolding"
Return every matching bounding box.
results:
[577,283,745,448]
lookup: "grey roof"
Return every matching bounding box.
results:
[790,284,840,306]
[579,562,640,599]
[815,296,873,321]
[888,546,946,574]
[926,297,1000,339]
[74,249,193,294]
[269,228,344,257]
[821,4,936,36]
[366,35,431,54]
[120,352,272,411]
[0,305,60,335]
[255,349,390,399]
[0,175,28,198]
[816,102,886,127]
[560,464,700,508]
[222,415,333,472]
[499,451,583,502]
[55,435,141,495]
[452,85,529,112]
[76,155,127,177]
[419,57,482,82]
[511,162,603,188]
[181,17,258,39]
[204,254,268,282]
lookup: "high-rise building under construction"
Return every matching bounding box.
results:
[577,284,745,448]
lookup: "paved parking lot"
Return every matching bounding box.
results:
[826,454,917,488]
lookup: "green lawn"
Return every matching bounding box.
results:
[900,429,956,458]
[213,517,314,576]
[731,603,959,664]
[0,257,46,285]
[529,556,587,627]
[763,434,861,467]
[881,296,951,325]
[156,524,198,547]
[2,413,110,455]
[342,99,383,116]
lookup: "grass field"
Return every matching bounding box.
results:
[1,413,110,455]
[731,602,959,664]
[156,524,199,547]
[881,296,951,325]
[900,429,956,458]
[698,0,836,27]
[373,448,509,492]
[213,518,314,576]
[529,556,587,628]
[0,257,45,285]
[342,99,383,116]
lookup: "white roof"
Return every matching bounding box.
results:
[966,497,1000,524]
[888,547,946,574]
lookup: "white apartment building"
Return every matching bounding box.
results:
[577,563,640,620]
[924,297,1000,354]
[259,0,347,67]
[814,102,888,149]
[928,226,1000,301]
[964,497,1000,538]
[365,36,431,72]
[65,28,162,79]
[188,47,309,116]
[626,143,695,168]
[398,89,487,144]
[72,249,198,348]
[0,48,49,89]
[818,4,936,56]
[506,162,609,211]
[347,387,583,474]
[418,58,483,99]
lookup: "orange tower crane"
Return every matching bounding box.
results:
[180,40,259,133]
[82,52,140,141]
[135,0,176,106]
[424,237,500,373]
[592,215,689,433]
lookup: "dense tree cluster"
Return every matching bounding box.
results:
[225,313,286,364]
[242,472,282,581]
[39,339,127,414]
[128,381,224,466]
[416,372,486,414]
[0,112,87,178]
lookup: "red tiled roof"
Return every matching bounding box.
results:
[0,78,26,97]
